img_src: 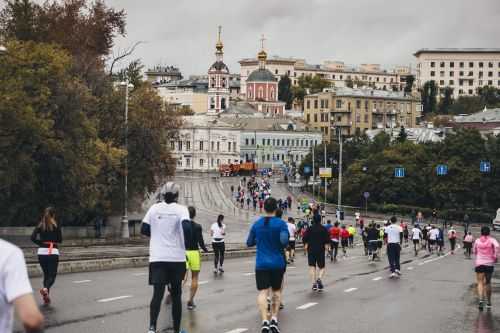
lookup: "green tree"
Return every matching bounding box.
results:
[292,75,330,108]
[421,80,437,115]
[448,95,482,115]
[116,59,144,89]
[278,75,293,109]
[477,86,500,108]
[397,126,407,143]
[404,75,415,93]
[345,77,354,88]
[438,86,454,114]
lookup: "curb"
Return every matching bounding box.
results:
[27,249,257,278]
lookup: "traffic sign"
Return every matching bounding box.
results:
[363,192,370,199]
[319,167,332,178]
[304,166,312,175]
[436,164,448,176]
[480,161,491,173]
[394,167,405,178]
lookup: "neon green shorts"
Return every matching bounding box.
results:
[186,250,201,271]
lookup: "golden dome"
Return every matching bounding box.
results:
[258,49,267,61]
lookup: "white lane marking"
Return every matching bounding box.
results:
[97,295,133,303]
[198,280,209,285]
[418,262,425,266]
[224,329,248,333]
[296,302,318,310]
[407,267,414,270]
[288,266,297,269]
[372,277,383,281]
[344,287,358,293]
[73,280,91,284]
[243,272,255,276]
[133,273,148,276]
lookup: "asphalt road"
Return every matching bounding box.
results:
[17,241,500,333]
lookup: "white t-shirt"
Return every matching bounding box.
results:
[386,224,403,244]
[211,223,226,243]
[411,228,422,240]
[142,202,190,263]
[429,228,440,240]
[0,240,33,333]
[287,223,296,241]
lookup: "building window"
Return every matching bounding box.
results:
[450,62,454,68]
[449,71,454,77]
[210,97,215,109]
[301,140,304,146]
[178,141,182,151]
[307,114,310,122]
[469,80,473,86]
[275,69,278,75]
[320,99,324,108]
[430,71,435,77]
[282,139,285,146]
[459,71,464,76]
[199,141,204,151]
[228,142,232,151]
[211,141,214,151]
[216,159,220,166]
[314,100,318,109]
[270,88,274,100]
[490,62,495,68]
[267,139,271,145]
[248,88,252,99]
[430,62,435,67]
[170,141,175,150]
[364,114,369,122]
[459,62,464,68]
[272,139,275,146]
[488,80,493,85]
[314,114,318,122]
[186,141,190,151]
[320,113,324,122]
[440,62,445,68]
[277,139,280,146]
[211,158,214,167]
[251,138,255,145]
[221,97,226,109]
[439,80,444,85]
[469,62,474,68]
[306,100,310,109]
[336,100,342,108]
[488,71,493,77]
[199,159,204,167]
[365,100,369,109]
[186,158,190,167]
[459,89,464,94]
[356,100,361,109]
[449,80,454,85]
[245,138,249,146]
[216,142,220,151]
[468,71,473,77]
[258,87,263,99]
[479,62,484,68]
[468,89,473,94]
[440,71,444,77]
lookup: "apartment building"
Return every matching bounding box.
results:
[303,87,421,141]
[239,56,410,100]
[414,48,500,98]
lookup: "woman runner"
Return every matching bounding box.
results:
[31,207,62,305]
[211,215,226,274]
[473,226,499,310]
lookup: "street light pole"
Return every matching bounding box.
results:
[324,142,327,205]
[338,128,343,214]
[312,143,315,201]
[120,80,134,239]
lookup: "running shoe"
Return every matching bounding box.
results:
[389,272,397,278]
[40,288,50,305]
[261,321,270,333]
[312,282,318,291]
[279,302,284,310]
[187,301,196,310]
[486,302,492,309]
[147,325,156,333]
[395,269,402,276]
[479,300,485,311]
[219,267,225,274]
[213,268,218,274]
[269,319,280,333]
[317,279,324,292]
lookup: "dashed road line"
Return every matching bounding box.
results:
[372,277,383,281]
[73,280,91,284]
[296,302,318,310]
[224,329,248,333]
[97,295,133,303]
[243,272,255,276]
[198,280,210,285]
[344,287,358,293]
[407,267,414,270]
[132,272,148,276]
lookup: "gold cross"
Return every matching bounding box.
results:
[218,26,222,42]
[260,34,266,50]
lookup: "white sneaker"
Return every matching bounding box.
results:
[390,272,397,278]
[395,269,402,276]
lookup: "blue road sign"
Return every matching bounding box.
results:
[436,164,448,176]
[480,161,491,173]
[304,166,312,174]
[394,167,405,178]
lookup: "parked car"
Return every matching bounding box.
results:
[493,209,500,231]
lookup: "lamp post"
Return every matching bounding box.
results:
[119,80,134,239]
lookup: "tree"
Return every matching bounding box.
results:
[438,86,454,114]
[345,77,354,88]
[292,74,330,108]
[404,75,415,93]
[421,80,437,115]
[397,126,408,143]
[448,96,482,115]
[278,75,293,109]
[116,59,144,88]
[477,86,500,108]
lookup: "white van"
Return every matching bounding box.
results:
[493,209,500,231]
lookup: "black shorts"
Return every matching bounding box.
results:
[413,239,420,245]
[377,240,383,249]
[463,242,472,249]
[149,262,186,285]
[255,269,285,291]
[341,239,348,248]
[330,240,339,249]
[308,251,326,268]
[429,239,436,246]
[287,241,296,250]
[475,265,494,283]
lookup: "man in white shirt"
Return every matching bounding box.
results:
[411,225,423,256]
[141,182,190,333]
[0,239,44,333]
[385,216,403,278]
[286,217,297,263]
[428,226,440,253]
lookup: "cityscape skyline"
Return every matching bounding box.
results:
[104,0,500,75]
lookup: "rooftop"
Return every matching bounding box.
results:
[366,128,446,143]
[223,117,320,133]
[181,115,239,129]
[414,48,500,56]
[454,108,500,123]
[306,87,418,100]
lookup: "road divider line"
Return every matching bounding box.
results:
[372,277,382,281]
[224,329,248,333]
[133,273,148,276]
[73,280,91,284]
[97,295,133,303]
[407,267,414,270]
[288,266,297,269]
[243,272,255,276]
[418,262,425,266]
[296,302,318,310]
[344,288,358,293]
[198,280,209,285]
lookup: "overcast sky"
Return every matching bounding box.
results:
[42,0,500,75]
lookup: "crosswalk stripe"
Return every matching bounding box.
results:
[296,302,318,310]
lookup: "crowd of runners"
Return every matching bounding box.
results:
[0,177,499,333]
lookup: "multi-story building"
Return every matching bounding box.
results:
[223,118,322,168]
[303,87,421,141]
[171,116,241,172]
[145,65,182,84]
[453,107,500,136]
[414,48,500,98]
[239,56,409,100]
[155,79,208,113]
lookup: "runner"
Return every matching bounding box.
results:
[141,182,190,333]
[366,223,380,261]
[340,225,350,258]
[303,215,330,292]
[347,224,356,248]
[31,207,62,305]
[428,225,439,254]
[211,215,226,274]
[183,206,209,310]
[1,238,44,333]
[421,224,428,250]
[286,217,297,264]
[247,197,289,333]
[385,216,403,278]
[329,222,341,262]
[447,225,457,255]
[463,232,474,259]
[411,224,423,256]
[402,223,409,247]
[473,226,499,310]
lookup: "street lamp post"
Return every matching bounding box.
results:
[119,80,134,239]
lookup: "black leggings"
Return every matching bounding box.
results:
[150,282,182,332]
[213,242,225,268]
[38,255,59,290]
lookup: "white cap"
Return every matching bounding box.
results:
[160,181,180,196]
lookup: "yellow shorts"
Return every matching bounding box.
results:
[186,250,201,271]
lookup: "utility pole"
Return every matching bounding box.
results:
[338,128,343,216]
[312,143,315,200]
[324,142,327,205]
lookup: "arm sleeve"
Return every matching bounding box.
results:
[246,225,256,247]
[30,228,42,247]
[198,226,209,253]
[5,248,33,303]
[280,223,289,247]
[141,206,154,237]
[182,220,193,249]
